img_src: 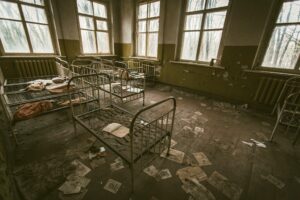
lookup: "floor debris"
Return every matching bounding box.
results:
[198,116,209,124]
[194,111,203,116]
[242,141,254,147]
[58,181,81,195]
[170,139,178,147]
[157,169,172,180]
[178,97,183,100]
[261,121,271,127]
[261,175,285,189]
[144,165,159,177]
[90,158,106,169]
[88,146,106,160]
[58,188,88,200]
[250,139,266,148]
[110,157,125,172]
[159,119,173,125]
[103,179,122,194]
[192,152,212,166]
[182,179,215,200]
[161,148,185,164]
[70,160,91,177]
[182,126,194,137]
[194,127,204,135]
[176,166,207,184]
[207,171,243,200]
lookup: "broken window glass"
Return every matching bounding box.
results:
[0,20,30,53]
[147,33,158,57]
[79,16,94,30]
[206,0,229,9]
[187,0,205,12]
[81,30,96,53]
[97,32,110,53]
[181,32,200,60]
[185,14,202,30]
[93,2,107,18]
[77,0,93,15]
[199,30,222,62]
[0,1,21,20]
[96,20,108,30]
[262,25,300,69]
[22,5,48,24]
[27,23,54,53]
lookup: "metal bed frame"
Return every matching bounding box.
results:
[90,59,146,105]
[0,58,96,143]
[68,73,176,193]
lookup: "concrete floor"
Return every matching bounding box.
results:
[3,84,300,200]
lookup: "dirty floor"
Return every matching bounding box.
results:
[3,84,300,200]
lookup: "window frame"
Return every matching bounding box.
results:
[75,0,114,55]
[254,0,300,72]
[0,0,60,56]
[135,0,161,59]
[177,0,231,64]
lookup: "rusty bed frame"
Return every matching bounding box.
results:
[0,58,98,143]
[67,73,176,193]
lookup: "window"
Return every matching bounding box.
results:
[136,1,160,58]
[76,0,111,54]
[262,0,300,70]
[0,0,55,54]
[180,0,229,62]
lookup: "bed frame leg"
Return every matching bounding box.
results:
[142,92,145,106]
[130,164,134,194]
[72,117,77,135]
[269,118,280,142]
[167,134,172,156]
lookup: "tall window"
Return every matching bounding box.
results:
[0,0,55,54]
[76,0,111,54]
[262,0,300,70]
[136,1,160,58]
[180,0,229,62]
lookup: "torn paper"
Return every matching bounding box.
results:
[176,166,207,184]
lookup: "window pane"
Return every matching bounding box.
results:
[207,0,229,9]
[185,14,202,30]
[149,1,160,18]
[20,0,45,6]
[277,1,300,23]
[262,25,300,69]
[138,20,146,32]
[149,19,159,32]
[0,1,21,20]
[96,20,108,30]
[79,16,94,30]
[147,33,158,57]
[187,0,205,12]
[181,31,200,60]
[137,33,146,56]
[77,0,93,15]
[27,23,54,53]
[0,20,30,53]
[204,11,226,29]
[81,30,96,53]
[93,2,107,18]
[22,5,48,24]
[96,32,110,53]
[138,4,147,19]
[199,30,222,62]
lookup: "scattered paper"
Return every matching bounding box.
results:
[200,103,207,107]
[194,111,202,116]
[193,152,212,166]
[71,160,91,177]
[103,179,122,194]
[161,148,185,164]
[58,188,87,200]
[157,169,172,180]
[110,157,124,172]
[66,175,91,189]
[242,141,253,147]
[176,166,207,184]
[90,158,106,169]
[261,175,285,189]
[103,123,129,138]
[208,171,243,200]
[250,139,266,148]
[144,165,159,177]
[182,180,215,200]
[170,139,177,147]
[194,127,204,135]
[58,181,81,195]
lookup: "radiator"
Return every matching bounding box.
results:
[15,59,58,78]
[253,77,286,106]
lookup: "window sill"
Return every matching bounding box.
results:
[170,60,224,70]
[246,67,300,76]
[127,56,160,62]
[77,54,117,58]
[0,55,62,59]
